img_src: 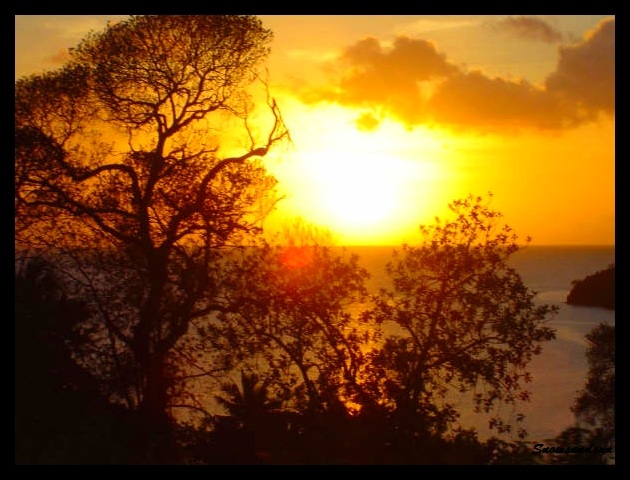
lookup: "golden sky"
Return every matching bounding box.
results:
[15,15,615,246]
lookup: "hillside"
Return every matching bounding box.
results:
[566,264,615,310]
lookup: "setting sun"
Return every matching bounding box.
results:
[266,102,456,244]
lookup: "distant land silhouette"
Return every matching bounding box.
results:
[566,264,615,310]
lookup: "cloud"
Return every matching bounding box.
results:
[395,17,480,35]
[489,16,563,43]
[426,72,575,131]
[354,112,381,132]
[299,17,615,133]
[545,17,615,116]
[303,36,457,127]
[45,15,128,40]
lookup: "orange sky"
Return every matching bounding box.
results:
[15,15,615,246]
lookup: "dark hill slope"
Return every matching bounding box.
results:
[566,264,615,310]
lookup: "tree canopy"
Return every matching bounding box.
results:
[574,323,615,441]
[15,14,288,463]
[366,194,557,438]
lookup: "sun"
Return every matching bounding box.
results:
[266,102,455,245]
[303,149,403,230]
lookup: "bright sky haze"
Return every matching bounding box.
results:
[15,15,615,246]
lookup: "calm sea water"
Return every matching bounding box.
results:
[345,245,615,443]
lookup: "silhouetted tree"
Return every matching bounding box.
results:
[205,223,375,416]
[538,426,610,465]
[485,437,542,465]
[570,322,615,464]
[574,323,615,436]
[366,194,558,441]
[15,15,288,463]
[540,323,615,465]
[215,370,283,427]
[15,257,133,464]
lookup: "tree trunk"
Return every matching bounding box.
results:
[130,351,180,464]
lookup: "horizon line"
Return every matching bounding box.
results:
[336,243,615,248]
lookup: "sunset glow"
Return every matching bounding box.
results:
[265,102,455,244]
[15,15,615,246]
[14,15,616,465]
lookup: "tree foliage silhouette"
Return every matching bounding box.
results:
[573,323,615,446]
[186,203,559,463]
[15,257,133,464]
[540,323,615,465]
[15,15,288,463]
[366,194,558,439]
[204,222,374,417]
[574,323,615,432]
[215,370,283,426]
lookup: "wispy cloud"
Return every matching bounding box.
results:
[285,48,339,63]
[45,15,127,40]
[395,17,480,35]
[487,16,564,44]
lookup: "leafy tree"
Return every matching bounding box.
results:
[205,223,375,417]
[485,437,542,465]
[573,323,615,454]
[528,323,614,465]
[15,15,288,463]
[366,194,558,440]
[542,426,610,465]
[215,370,283,428]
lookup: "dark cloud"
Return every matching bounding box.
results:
[545,17,615,116]
[304,36,457,127]
[489,16,563,43]
[341,36,457,82]
[300,18,614,133]
[427,72,576,131]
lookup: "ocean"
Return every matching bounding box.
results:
[345,245,615,443]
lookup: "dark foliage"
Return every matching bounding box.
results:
[366,194,557,439]
[543,427,611,465]
[15,257,134,464]
[544,323,615,465]
[573,323,615,443]
[181,408,516,465]
[15,15,288,464]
